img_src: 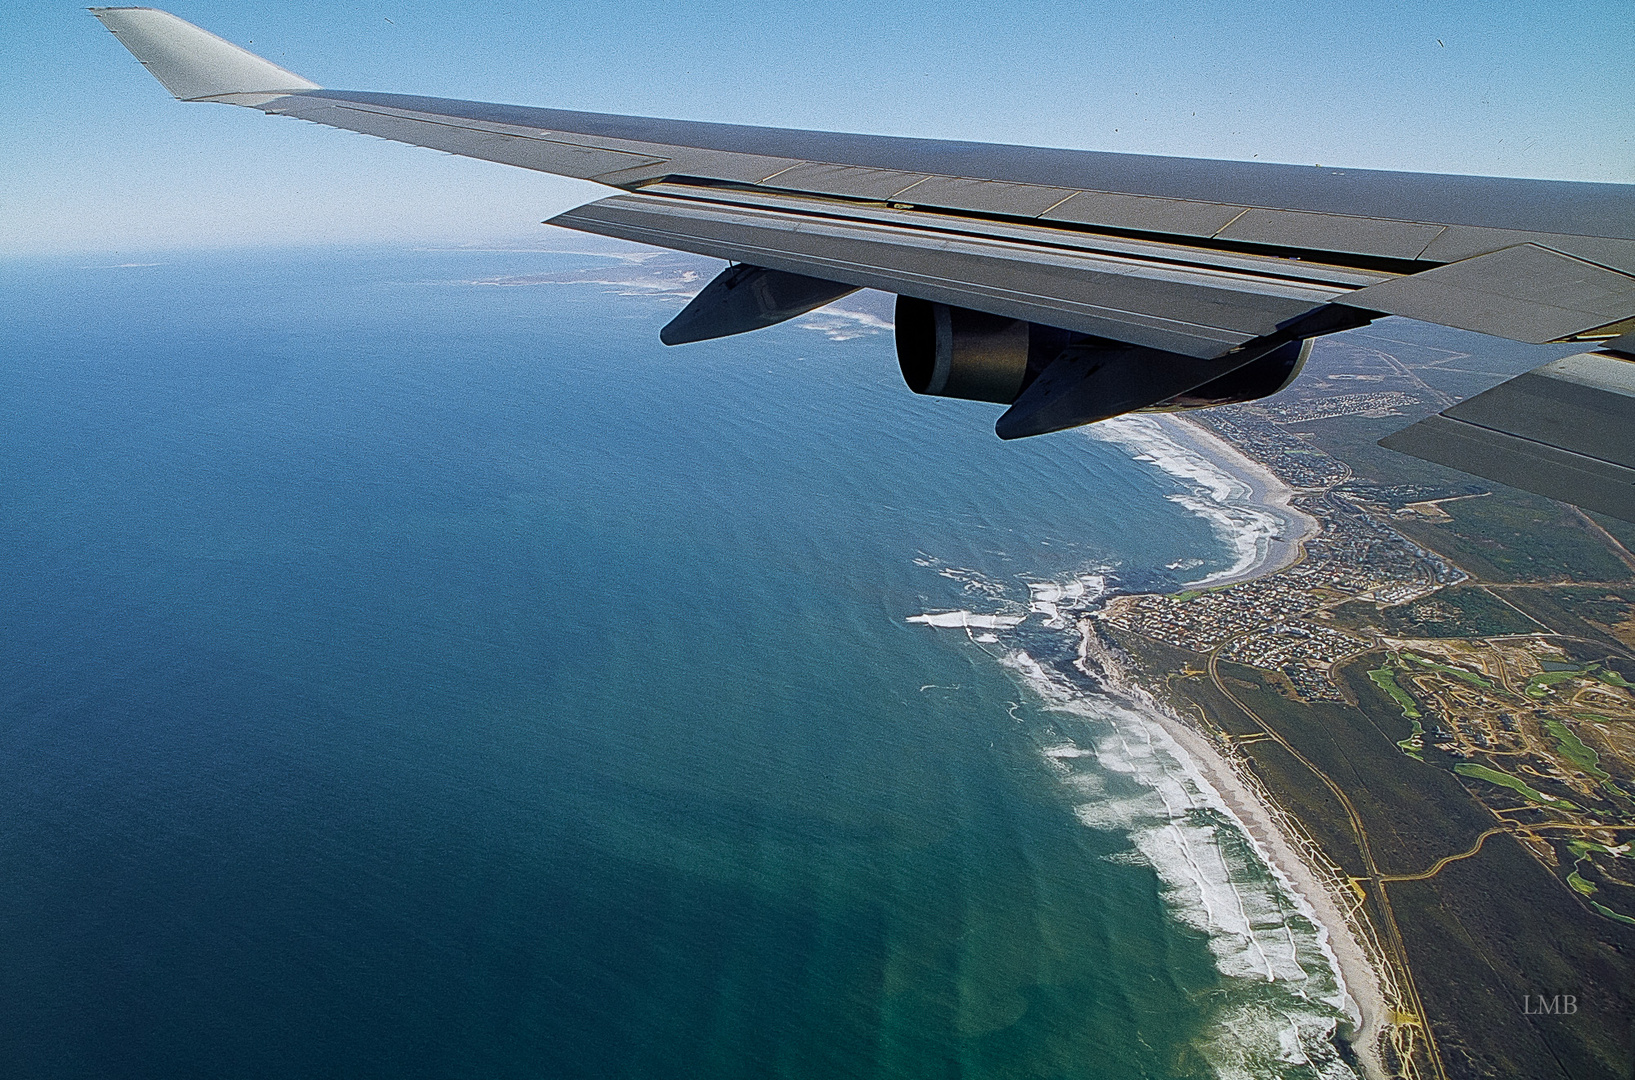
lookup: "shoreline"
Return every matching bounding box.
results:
[1085,415,1390,1078]
[1081,624,1391,1080]
[1158,414,1322,588]
[915,409,1395,1074]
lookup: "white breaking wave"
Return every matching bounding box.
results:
[909,571,1107,632]
[1025,573,1107,628]
[906,610,1027,629]
[913,556,1014,599]
[908,545,1361,1077]
[1000,646,1358,1079]
[1088,415,1286,586]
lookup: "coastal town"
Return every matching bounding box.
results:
[1099,399,1635,850]
[1079,334,1635,1080]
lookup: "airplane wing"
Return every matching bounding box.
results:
[91,9,1635,515]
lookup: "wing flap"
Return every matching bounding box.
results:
[1380,351,1635,522]
[551,192,1344,358]
[1347,245,1635,343]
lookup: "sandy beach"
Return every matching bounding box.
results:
[1085,624,1391,1079]
[907,409,1395,1075]
[1083,416,1392,1080]
[1157,414,1322,587]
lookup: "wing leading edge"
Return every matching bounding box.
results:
[92,7,1635,515]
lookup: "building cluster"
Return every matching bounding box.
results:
[1100,493,1449,666]
[1220,621,1369,700]
[1100,574,1324,652]
[1100,407,1472,701]
[1200,411,1350,489]
[1286,492,1462,593]
[1254,391,1424,424]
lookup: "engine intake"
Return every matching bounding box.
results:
[896,297,1038,404]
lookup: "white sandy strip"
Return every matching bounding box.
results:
[1088,414,1320,589]
[1081,625,1390,1080]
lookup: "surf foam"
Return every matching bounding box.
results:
[1004,646,1359,1078]
[1088,415,1288,586]
[906,610,1027,629]
[910,554,1361,1079]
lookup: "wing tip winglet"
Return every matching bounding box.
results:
[90,7,320,102]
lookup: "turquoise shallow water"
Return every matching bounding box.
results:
[0,249,1349,1078]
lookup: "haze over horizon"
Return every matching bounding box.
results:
[3,0,1630,254]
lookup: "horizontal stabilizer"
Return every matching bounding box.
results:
[661,265,858,346]
[1380,351,1635,522]
[90,7,319,101]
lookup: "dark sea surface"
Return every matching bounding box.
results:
[0,249,1350,1079]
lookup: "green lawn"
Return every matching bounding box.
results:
[1592,901,1635,926]
[1541,718,1609,779]
[1405,652,1495,690]
[1453,762,1578,810]
[1523,669,1580,698]
[1594,667,1635,689]
[1369,666,1421,719]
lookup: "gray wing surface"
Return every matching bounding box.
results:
[1381,351,1635,523]
[91,8,1635,515]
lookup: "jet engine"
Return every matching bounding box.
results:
[895,298,1070,405]
[894,297,1316,437]
[1144,338,1312,411]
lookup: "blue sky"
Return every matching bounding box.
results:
[3,0,1630,254]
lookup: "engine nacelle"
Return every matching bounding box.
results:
[1144,338,1312,411]
[895,297,1313,429]
[895,297,1050,404]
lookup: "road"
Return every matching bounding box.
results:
[1207,643,1448,1080]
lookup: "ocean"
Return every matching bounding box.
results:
[0,247,1357,1078]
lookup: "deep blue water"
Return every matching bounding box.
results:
[0,249,1272,1078]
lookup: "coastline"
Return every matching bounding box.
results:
[1084,414,1391,1079]
[910,409,1394,1075]
[1081,624,1391,1080]
[1157,414,1321,588]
